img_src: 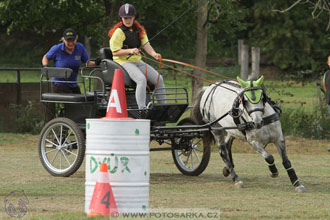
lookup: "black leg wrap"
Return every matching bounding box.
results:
[268,164,278,174]
[282,160,291,169]
[265,155,274,164]
[286,168,299,187]
[283,160,299,186]
[265,155,278,174]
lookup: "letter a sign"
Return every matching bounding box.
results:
[102,69,129,119]
[107,90,122,113]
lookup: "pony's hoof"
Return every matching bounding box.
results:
[234,181,244,189]
[223,167,230,177]
[270,172,279,178]
[295,185,307,193]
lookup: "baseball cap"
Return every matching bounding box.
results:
[63,28,77,40]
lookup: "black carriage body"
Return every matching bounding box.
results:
[40,48,189,128]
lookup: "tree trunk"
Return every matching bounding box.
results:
[84,36,91,56]
[192,0,208,107]
[251,47,260,80]
[238,39,244,65]
[240,44,249,80]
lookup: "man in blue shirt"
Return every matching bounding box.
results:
[42,28,96,93]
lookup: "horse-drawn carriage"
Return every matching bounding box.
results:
[38,48,210,178]
[38,49,306,192]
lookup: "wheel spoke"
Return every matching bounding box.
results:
[45,149,58,154]
[59,149,62,169]
[192,146,203,152]
[60,150,72,167]
[193,149,201,163]
[45,138,58,148]
[193,139,202,145]
[184,150,191,165]
[60,125,63,145]
[191,150,194,169]
[192,139,202,151]
[50,150,60,165]
[51,128,60,146]
[65,142,77,147]
[63,129,73,145]
[62,148,78,157]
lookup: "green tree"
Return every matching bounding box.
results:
[238,0,330,78]
[0,0,102,35]
[0,0,246,60]
[0,0,112,54]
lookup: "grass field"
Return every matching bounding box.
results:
[1,133,330,219]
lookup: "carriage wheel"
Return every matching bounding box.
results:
[171,117,211,176]
[38,117,85,177]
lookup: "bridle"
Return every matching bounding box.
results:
[229,86,265,133]
[233,86,265,116]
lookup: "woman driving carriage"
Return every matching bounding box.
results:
[108,3,166,109]
[41,28,96,94]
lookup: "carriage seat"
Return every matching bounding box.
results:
[99,47,135,88]
[40,67,94,103]
[41,93,94,103]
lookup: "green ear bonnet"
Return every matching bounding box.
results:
[236,76,264,104]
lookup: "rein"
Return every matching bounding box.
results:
[143,56,233,84]
[140,51,151,91]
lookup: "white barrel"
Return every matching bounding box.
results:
[85,119,150,214]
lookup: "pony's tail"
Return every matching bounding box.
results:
[192,88,205,125]
[192,87,214,146]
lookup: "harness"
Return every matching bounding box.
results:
[202,81,282,136]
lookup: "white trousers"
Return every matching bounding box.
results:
[122,61,166,108]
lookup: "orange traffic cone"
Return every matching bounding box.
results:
[102,69,133,120]
[87,163,118,217]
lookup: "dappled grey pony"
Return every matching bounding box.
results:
[193,76,306,192]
